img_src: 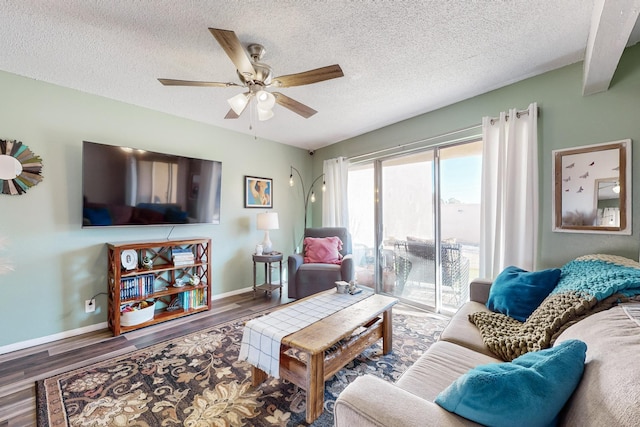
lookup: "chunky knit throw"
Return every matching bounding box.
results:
[470,254,640,361]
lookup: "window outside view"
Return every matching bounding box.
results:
[348,140,482,311]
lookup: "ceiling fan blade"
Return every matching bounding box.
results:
[271,64,344,88]
[158,78,241,87]
[273,92,317,118]
[224,109,240,119]
[208,28,257,79]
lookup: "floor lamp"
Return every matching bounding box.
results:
[289,166,325,230]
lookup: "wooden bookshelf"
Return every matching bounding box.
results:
[107,237,212,336]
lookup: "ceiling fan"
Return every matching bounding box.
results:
[158,28,344,121]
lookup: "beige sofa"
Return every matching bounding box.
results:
[334,279,640,426]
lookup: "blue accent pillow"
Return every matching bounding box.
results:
[487,266,561,321]
[435,339,587,427]
[83,207,112,226]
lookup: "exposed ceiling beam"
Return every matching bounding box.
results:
[583,0,640,96]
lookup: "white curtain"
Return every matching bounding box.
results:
[480,102,538,279]
[322,157,349,227]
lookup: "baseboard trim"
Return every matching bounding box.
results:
[0,286,256,355]
[0,322,109,355]
[211,286,253,300]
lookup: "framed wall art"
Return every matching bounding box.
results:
[552,139,631,234]
[0,139,44,195]
[244,176,272,208]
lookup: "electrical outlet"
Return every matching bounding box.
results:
[85,299,95,313]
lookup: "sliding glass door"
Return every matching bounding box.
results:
[438,142,482,310]
[381,152,437,307]
[348,162,376,292]
[348,140,481,312]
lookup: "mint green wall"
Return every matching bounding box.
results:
[316,44,640,270]
[3,44,639,348]
[0,70,313,348]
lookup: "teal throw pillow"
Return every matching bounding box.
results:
[487,266,561,321]
[434,339,587,427]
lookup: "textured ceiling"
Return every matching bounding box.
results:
[1,1,639,150]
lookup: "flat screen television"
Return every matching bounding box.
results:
[82,141,222,227]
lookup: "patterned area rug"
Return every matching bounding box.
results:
[37,305,448,426]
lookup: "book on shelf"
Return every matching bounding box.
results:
[172,248,193,256]
[173,253,194,258]
[180,288,207,310]
[172,247,195,266]
[119,273,155,300]
[173,255,195,262]
[173,259,195,266]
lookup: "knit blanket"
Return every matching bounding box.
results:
[470,254,640,361]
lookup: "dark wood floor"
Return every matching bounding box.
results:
[0,290,294,427]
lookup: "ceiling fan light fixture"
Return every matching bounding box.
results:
[256,90,276,111]
[257,106,274,121]
[160,29,344,121]
[227,92,250,115]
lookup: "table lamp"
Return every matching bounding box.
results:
[257,212,279,254]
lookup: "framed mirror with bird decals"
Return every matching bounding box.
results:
[552,139,631,234]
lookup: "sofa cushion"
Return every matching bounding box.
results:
[303,236,343,264]
[434,339,587,427]
[396,341,501,402]
[439,302,496,357]
[487,266,561,321]
[555,306,640,426]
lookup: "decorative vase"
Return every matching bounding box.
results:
[255,244,263,255]
[141,256,153,270]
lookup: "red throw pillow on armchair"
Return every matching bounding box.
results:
[303,236,343,264]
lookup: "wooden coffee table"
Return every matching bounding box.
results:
[251,291,398,423]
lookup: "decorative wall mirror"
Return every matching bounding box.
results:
[0,139,44,195]
[552,139,631,234]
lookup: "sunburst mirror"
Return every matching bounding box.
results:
[0,139,43,195]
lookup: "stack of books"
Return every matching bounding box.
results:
[172,247,195,266]
[181,288,207,310]
[120,273,155,300]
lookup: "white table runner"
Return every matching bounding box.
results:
[238,288,372,378]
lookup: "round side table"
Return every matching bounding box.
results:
[252,252,283,297]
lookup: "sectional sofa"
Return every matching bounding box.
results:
[335,256,640,426]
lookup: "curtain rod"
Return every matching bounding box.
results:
[347,123,482,162]
[488,106,540,125]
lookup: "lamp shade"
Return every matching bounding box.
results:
[256,90,275,121]
[257,212,279,230]
[257,212,279,253]
[257,107,274,121]
[256,90,276,110]
[227,92,250,115]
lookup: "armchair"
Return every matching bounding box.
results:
[288,227,355,299]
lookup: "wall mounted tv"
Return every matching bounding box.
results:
[82,141,222,227]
